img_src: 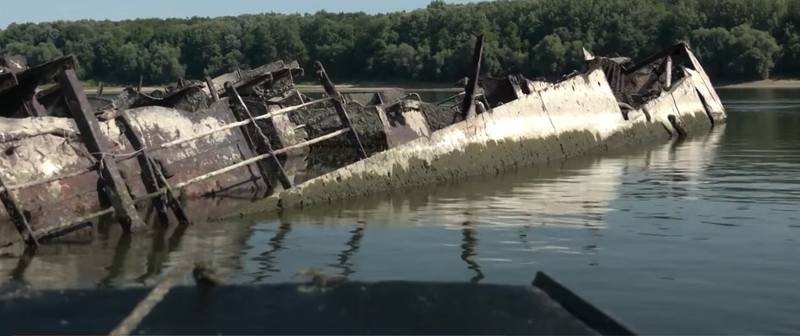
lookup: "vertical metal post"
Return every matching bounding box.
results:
[313,61,368,160]
[225,82,293,190]
[118,110,189,226]
[57,68,145,233]
[23,97,47,117]
[137,76,143,93]
[461,34,485,121]
[96,82,105,97]
[0,174,38,247]
[206,77,220,102]
[664,56,673,89]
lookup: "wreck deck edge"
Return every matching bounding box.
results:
[221,67,726,220]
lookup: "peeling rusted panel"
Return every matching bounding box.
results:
[0,98,268,236]
[0,56,78,118]
[379,101,432,148]
[123,100,268,198]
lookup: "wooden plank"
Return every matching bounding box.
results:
[57,68,145,233]
[313,61,368,160]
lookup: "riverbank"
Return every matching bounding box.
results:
[716,78,800,89]
[77,79,800,95]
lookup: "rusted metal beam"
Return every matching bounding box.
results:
[461,34,485,120]
[313,61,368,161]
[206,77,220,102]
[224,82,292,190]
[173,128,348,191]
[118,109,188,226]
[624,42,686,75]
[0,71,19,93]
[156,97,331,150]
[22,97,47,117]
[116,128,349,204]
[664,56,673,89]
[151,162,190,225]
[57,68,146,233]
[0,173,38,247]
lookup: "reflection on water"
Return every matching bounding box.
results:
[2,89,800,335]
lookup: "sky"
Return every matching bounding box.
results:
[0,0,477,29]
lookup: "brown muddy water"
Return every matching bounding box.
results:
[2,89,800,335]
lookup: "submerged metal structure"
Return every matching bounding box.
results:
[0,36,727,248]
[227,38,727,218]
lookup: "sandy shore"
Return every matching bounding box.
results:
[716,79,800,89]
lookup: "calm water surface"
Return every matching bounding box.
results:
[2,88,800,335]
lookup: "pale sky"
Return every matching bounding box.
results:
[0,0,478,28]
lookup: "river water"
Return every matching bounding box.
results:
[1,88,799,335]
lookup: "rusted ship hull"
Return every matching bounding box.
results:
[1,37,727,248]
[226,40,728,218]
[0,57,310,247]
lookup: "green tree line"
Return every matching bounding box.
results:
[1,0,798,86]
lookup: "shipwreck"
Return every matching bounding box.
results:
[0,36,726,248]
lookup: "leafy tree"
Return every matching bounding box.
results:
[0,0,798,85]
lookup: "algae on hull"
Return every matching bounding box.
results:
[0,37,726,247]
[223,41,727,219]
[0,56,312,246]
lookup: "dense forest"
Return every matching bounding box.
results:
[1,0,798,86]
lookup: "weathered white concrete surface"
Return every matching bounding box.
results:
[685,68,726,122]
[226,66,727,218]
[265,125,725,233]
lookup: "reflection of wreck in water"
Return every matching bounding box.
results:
[0,197,255,289]
[267,125,725,232]
[0,35,726,249]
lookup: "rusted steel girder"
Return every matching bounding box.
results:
[461,34,485,121]
[313,61,368,161]
[117,108,189,227]
[56,68,146,233]
[206,77,220,102]
[0,174,38,247]
[623,42,687,75]
[225,82,293,191]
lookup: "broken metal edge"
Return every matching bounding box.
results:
[533,271,638,336]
